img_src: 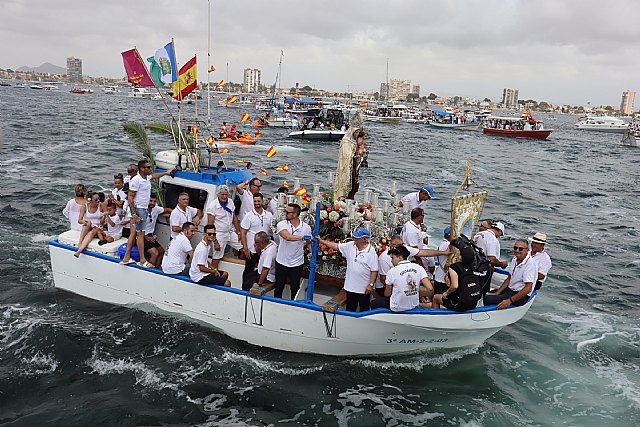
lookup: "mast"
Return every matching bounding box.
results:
[386,57,389,101]
[271,50,283,104]
[207,0,211,126]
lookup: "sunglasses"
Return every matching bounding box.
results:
[513,247,527,251]
[206,232,216,236]
[252,183,262,188]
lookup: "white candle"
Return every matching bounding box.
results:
[328,172,334,187]
[371,193,378,208]
[390,180,397,196]
[313,183,320,198]
[375,208,383,223]
[363,189,371,204]
[294,178,301,190]
[383,200,389,213]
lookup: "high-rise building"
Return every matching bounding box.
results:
[380,82,389,100]
[389,79,411,101]
[411,85,420,97]
[67,57,82,83]
[620,90,636,115]
[243,68,261,93]
[501,88,519,108]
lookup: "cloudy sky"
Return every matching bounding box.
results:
[3,0,639,106]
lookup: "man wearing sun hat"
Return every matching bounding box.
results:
[318,227,379,312]
[400,185,436,219]
[474,221,508,269]
[529,232,552,290]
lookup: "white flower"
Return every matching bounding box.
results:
[328,211,339,222]
[320,210,328,220]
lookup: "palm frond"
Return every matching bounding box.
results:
[145,122,180,136]
[123,121,154,167]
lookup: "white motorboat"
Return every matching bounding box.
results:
[129,87,153,98]
[30,84,44,90]
[267,117,293,128]
[49,156,536,357]
[104,86,119,94]
[575,115,628,133]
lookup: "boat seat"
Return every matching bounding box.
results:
[322,289,347,312]
[57,229,127,257]
[221,256,245,265]
[249,282,276,296]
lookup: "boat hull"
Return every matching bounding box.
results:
[267,118,293,128]
[49,241,534,356]
[217,135,256,145]
[288,130,346,141]
[575,124,628,133]
[429,121,481,130]
[364,116,403,124]
[483,128,552,140]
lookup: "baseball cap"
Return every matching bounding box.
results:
[444,226,451,237]
[491,222,505,234]
[351,227,371,239]
[420,185,437,199]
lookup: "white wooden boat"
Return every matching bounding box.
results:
[49,160,536,356]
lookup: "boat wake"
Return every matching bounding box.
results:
[346,345,481,372]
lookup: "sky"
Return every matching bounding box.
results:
[2,0,640,106]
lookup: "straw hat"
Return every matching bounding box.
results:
[528,232,548,244]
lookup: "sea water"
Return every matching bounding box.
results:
[0,87,638,426]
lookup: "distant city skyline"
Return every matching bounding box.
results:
[2,0,639,107]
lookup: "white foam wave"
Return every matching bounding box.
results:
[220,350,324,376]
[329,384,444,427]
[88,350,180,392]
[20,352,59,375]
[187,393,227,412]
[31,233,57,243]
[576,331,628,352]
[346,346,480,372]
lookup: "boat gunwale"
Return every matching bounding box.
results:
[49,239,534,319]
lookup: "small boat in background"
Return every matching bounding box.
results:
[428,110,481,130]
[30,84,44,90]
[70,87,94,94]
[622,119,640,147]
[483,111,552,140]
[216,133,256,145]
[575,115,628,133]
[104,86,119,94]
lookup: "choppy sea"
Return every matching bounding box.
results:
[0,86,639,426]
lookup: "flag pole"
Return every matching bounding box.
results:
[170,38,187,153]
[207,0,211,127]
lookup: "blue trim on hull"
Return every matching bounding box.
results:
[49,240,534,318]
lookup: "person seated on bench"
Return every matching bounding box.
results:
[190,224,230,286]
[243,231,277,291]
[97,201,126,245]
[162,222,196,275]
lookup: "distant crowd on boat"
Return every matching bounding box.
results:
[483,118,544,131]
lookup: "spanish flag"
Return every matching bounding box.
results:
[220,148,230,154]
[282,181,289,188]
[215,80,225,89]
[192,126,198,135]
[266,146,277,158]
[173,55,197,100]
[206,137,214,145]
[240,112,250,122]
[359,101,368,107]
[294,187,307,197]
[255,129,262,138]
[208,65,216,73]
[302,195,311,204]
[226,95,237,105]
[260,168,268,176]
[276,163,289,171]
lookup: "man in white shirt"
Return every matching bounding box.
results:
[399,185,436,218]
[275,203,312,300]
[143,193,172,268]
[169,192,203,239]
[206,185,242,269]
[190,224,230,286]
[528,232,552,290]
[371,245,433,312]
[121,159,173,267]
[318,227,379,312]
[123,164,137,184]
[243,231,277,291]
[402,208,429,266]
[240,192,273,284]
[235,178,263,222]
[474,221,508,269]
[162,222,197,276]
[484,239,537,309]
